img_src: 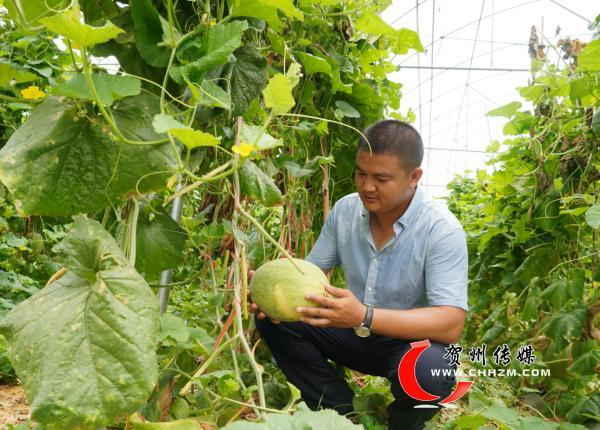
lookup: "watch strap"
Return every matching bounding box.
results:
[362,304,374,329]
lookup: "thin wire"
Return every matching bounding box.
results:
[416,0,423,134]
[548,0,591,23]
[388,0,430,26]
[413,71,516,109]
[400,42,526,97]
[425,0,436,189]
[490,0,495,67]
[394,0,543,64]
[438,36,528,46]
[485,101,494,147]
[441,0,486,190]
[451,0,486,151]
[419,91,515,133]
[400,65,529,71]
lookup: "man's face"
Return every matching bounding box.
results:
[354,149,422,214]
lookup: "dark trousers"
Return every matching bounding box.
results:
[256,316,456,430]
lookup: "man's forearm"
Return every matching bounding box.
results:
[370,305,466,344]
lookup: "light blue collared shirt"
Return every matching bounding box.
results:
[306,186,468,311]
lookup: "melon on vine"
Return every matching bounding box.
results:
[250,258,329,322]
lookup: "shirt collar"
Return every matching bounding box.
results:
[360,185,424,231]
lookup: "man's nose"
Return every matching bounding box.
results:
[363,178,376,192]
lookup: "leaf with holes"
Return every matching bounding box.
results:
[0,218,159,429]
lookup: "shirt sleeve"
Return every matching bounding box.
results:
[424,225,469,311]
[305,204,340,270]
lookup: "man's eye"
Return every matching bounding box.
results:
[356,171,364,176]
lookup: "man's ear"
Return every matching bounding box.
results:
[410,167,423,186]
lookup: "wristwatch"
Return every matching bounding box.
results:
[354,304,374,337]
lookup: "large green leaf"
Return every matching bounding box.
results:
[0,95,178,216]
[177,21,248,84]
[592,109,600,137]
[239,161,282,206]
[585,202,600,229]
[0,218,159,429]
[230,0,303,31]
[224,45,268,116]
[135,203,188,276]
[543,305,587,346]
[169,128,221,150]
[40,11,124,47]
[240,124,282,151]
[130,0,170,67]
[223,402,360,429]
[568,348,600,375]
[486,101,522,118]
[540,280,568,310]
[0,60,39,86]
[353,12,422,55]
[196,80,231,110]
[4,0,67,29]
[566,393,600,424]
[577,39,600,72]
[296,52,331,76]
[354,11,396,36]
[393,28,424,54]
[56,73,141,105]
[81,0,121,25]
[263,74,295,115]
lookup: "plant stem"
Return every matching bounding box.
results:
[232,116,266,415]
[179,334,239,396]
[80,47,169,146]
[166,161,241,202]
[237,205,304,274]
[204,387,289,414]
[123,198,139,266]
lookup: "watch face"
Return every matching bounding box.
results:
[354,326,370,337]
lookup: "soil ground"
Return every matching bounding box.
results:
[0,384,29,428]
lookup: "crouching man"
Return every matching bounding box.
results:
[252,120,468,430]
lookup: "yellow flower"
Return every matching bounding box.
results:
[232,142,256,157]
[21,86,46,100]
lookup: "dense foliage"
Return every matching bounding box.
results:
[0,0,424,428]
[0,0,598,429]
[446,33,600,427]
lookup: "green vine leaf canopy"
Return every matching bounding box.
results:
[3,0,68,29]
[239,161,283,206]
[0,95,178,216]
[56,73,142,106]
[130,0,172,67]
[0,218,159,429]
[40,10,125,47]
[136,204,188,275]
[172,20,249,85]
[0,60,40,86]
[229,0,304,32]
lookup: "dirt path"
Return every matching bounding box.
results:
[0,384,29,428]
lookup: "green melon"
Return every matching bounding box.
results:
[250,258,328,322]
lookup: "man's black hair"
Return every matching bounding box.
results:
[357,119,424,170]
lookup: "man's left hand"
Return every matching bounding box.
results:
[297,284,366,328]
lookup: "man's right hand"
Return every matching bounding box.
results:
[247,269,280,324]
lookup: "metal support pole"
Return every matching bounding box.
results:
[158,183,184,314]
